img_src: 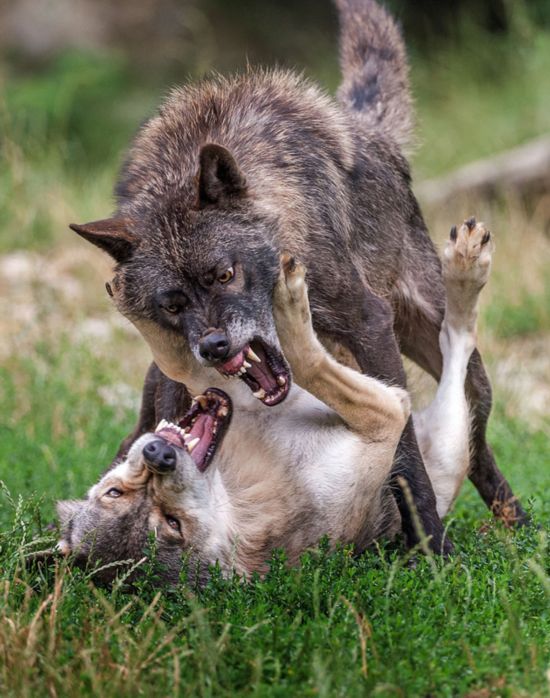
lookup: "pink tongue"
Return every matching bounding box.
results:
[218,350,245,374]
[189,414,214,470]
[246,362,278,392]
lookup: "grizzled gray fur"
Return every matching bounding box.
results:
[70,0,527,557]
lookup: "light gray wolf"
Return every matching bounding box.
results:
[57,220,498,584]
[68,0,526,555]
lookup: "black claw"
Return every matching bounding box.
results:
[450,225,457,241]
[465,216,476,230]
[481,230,491,245]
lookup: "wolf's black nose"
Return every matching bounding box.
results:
[143,439,177,472]
[199,330,230,361]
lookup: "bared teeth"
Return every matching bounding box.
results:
[187,437,200,453]
[218,405,229,417]
[253,388,266,400]
[247,348,261,363]
[243,360,252,369]
[156,419,185,435]
[277,375,286,386]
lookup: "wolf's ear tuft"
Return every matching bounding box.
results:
[56,499,83,526]
[69,218,137,263]
[198,144,247,207]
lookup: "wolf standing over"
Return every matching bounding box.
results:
[71,0,527,552]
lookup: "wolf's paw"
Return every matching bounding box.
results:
[278,253,308,303]
[274,253,320,379]
[443,217,494,290]
[273,253,310,323]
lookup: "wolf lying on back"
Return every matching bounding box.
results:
[70,0,526,553]
[57,220,493,584]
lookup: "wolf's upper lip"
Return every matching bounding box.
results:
[218,348,251,376]
[215,339,291,406]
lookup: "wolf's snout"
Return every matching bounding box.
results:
[143,439,177,473]
[199,329,230,361]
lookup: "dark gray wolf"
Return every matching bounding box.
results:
[69,0,526,555]
[57,221,494,583]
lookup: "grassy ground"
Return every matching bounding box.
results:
[1,12,549,697]
[0,356,549,696]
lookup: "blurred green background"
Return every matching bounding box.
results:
[0,0,549,419]
[1,0,549,428]
[2,0,550,248]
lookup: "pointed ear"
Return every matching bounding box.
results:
[56,499,83,527]
[69,218,138,263]
[198,144,247,207]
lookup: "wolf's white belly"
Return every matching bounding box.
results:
[215,384,386,515]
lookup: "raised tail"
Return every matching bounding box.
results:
[335,0,414,149]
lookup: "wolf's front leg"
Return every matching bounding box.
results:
[273,254,410,441]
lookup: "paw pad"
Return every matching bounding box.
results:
[443,216,494,286]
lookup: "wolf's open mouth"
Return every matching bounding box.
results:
[215,338,291,406]
[154,388,231,472]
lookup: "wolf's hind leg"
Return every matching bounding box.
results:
[414,218,493,518]
[273,254,410,440]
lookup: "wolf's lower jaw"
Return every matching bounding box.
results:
[215,339,291,406]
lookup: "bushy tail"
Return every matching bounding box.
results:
[335,0,413,149]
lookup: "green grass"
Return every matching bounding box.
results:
[0,341,549,697]
[484,280,550,339]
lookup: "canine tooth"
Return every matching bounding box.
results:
[187,437,200,453]
[243,361,252,369]
[218,406,229,417]
[253,388,266,400]
[155,419,168,432]
[247,348,261,363]
[194,395,208,409]
[277,375,286,386]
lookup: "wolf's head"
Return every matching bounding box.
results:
[71,143,291,407]
[57,389,233,585]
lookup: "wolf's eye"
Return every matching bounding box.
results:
[217,267,234,284]
[164,303,182,315]
[105,488,123,498]
[165,515,181,533]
